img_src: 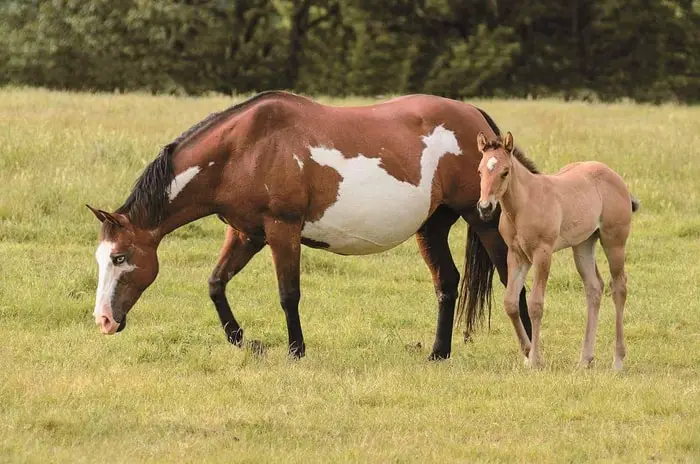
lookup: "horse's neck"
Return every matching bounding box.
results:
[153,150,221,239]
[500,158,537,220]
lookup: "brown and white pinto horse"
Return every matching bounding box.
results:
[87,91,536,359]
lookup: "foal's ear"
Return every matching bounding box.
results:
[503,132,514,153]
[476,132,487,152]
[86,204,123,228]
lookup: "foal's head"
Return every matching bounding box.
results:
[87,205,160,335]
[476,131,515,221]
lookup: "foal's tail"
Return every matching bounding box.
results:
[456,225,495,341]
[631,194,640,213]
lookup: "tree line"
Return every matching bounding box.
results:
[1,0,698,102]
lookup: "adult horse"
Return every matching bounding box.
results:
[87,91,535,359]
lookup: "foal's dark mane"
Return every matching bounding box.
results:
[476,107,539,174]
[113,90,286,229]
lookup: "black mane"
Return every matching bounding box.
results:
[114,90,285,229]
[476,107,539,174]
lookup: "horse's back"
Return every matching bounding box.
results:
[243,94,490,255]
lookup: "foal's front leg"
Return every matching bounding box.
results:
[504,249,532,358]
[264,217,305,358]
[209,227,265,346]
[527,247,552,369]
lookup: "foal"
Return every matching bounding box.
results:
[475,131,639,370]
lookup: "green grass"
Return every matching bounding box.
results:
[1,88,699,462]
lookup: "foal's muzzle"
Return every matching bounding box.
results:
[477,201,497,221]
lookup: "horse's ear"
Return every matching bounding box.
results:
[503,132,514,153]
[476,132,487,152]
[86,204,122,228]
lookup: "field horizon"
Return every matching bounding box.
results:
[1,88,699,462]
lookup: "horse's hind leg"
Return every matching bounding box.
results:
[600,228,630,371]
[572,234,604,368]
[416,206,460,360]
[209,227,265,346]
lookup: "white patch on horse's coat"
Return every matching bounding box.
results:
[264,184,270,193]
[94,241,136,323]
[208,161,215,167]
[168,166,201,201]
[302,125,462,254]
[293,153,304,170]
[487,156,498,171]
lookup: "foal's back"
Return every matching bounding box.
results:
[548,161,634,250]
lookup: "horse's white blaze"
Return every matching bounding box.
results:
[302,125,462,254]
[293,153,304,170]
[168,166,201,202]
[94,241,136,322]
[487,156,498,171]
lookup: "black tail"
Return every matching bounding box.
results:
[476,107,501,136]
[456,225,496,341]
[631,194,640,213]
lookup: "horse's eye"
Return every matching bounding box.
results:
[112,255,127,265]
[501,170,509,179]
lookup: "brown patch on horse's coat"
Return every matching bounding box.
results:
[304,165,343,222]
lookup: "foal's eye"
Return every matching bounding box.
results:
[501,170,509,179]
[112,255,127,265]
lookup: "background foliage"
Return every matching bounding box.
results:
[1,0,699,102]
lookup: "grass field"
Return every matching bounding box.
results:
[1,88,699,462]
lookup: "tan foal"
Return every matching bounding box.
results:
[476,131,639,371]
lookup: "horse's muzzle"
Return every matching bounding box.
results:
[97,314,127,334]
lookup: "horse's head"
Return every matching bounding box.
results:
[476,131,515,221]
[86,205,159,335]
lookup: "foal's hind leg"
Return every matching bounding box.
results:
[600,231,630,371]
[416,206,460,360]
[209,227,265,346]
[572,234,604,368]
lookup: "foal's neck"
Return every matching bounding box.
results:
[500,157,537,220]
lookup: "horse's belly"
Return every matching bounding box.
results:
[300,126,462,255]
[302,184,431,255]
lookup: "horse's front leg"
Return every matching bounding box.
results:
[209,226,265,346]
[264,217,305,358]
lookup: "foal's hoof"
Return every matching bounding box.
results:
[579,357,595,369]
[225,327,244,347]
[612,359,624,372]
[525,356,545,369]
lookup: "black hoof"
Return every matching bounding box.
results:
[288,342,306,359]
[428,351,451,361]
[225,327,244,347]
